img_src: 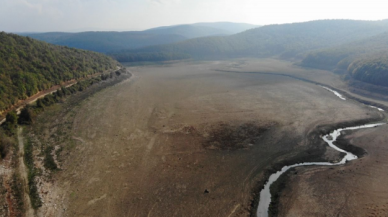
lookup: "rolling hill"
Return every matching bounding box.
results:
[144,25,231,39]
[301,31,388,72]
[145,22,258,37]
[348,54,388,87]
[300,31,388,88]
[110,19,388,62]
[21,22,257,53]
[0,32,119,112]
[22,31,187,53]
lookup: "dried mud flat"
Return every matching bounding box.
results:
[277,124,388,217]
[28,59,386,217]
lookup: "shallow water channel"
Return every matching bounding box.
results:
[256,86,386,217]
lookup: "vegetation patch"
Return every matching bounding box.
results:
[204,122,274,150]
[24,138,42,209]
[0,32,119,111]
[44,146,57,171]
[11,173,24,215]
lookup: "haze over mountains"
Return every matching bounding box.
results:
[112,20,388,60]
[5,19,388,97]
[109,19,388,90]
[21,22,258,53]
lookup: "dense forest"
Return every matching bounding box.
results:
[348,55,388,87]
[23,31,187,53]
[110,20,388,62]
[0,32,119,112]
[301,32,388,71]
[300,31,388,87]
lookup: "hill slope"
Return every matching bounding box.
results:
[144,25,231,39]
[191,22,259,34]
[110,20,388,62]
[23,31,186,53]
[301,31,388,71]
[22,22,257,53]
[348,54,388,87]
[300,31,388,88]
[145,22,258,37]
[0,32,119,111]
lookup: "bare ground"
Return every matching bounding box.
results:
[25,59,383,217]
[277,124,388,217]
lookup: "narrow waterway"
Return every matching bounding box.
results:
[256,86,386,217]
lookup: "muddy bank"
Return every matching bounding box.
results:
[276,123,388,216]
[217,70,388,112]
[250,115,384,217]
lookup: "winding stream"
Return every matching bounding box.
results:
[256,86,386,217]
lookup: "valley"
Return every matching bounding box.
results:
[23,59,387,216]
[2,16,388,217]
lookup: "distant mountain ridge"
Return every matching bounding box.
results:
[110,19,388,62]
[145,22,258,36]
[21,22,258,53]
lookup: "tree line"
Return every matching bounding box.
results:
[0,32,119,112]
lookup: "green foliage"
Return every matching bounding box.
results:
[2,111,18,135]
[24,138,42,209]
[0,129,14,158]
[0,32,118,111]
[23,31,186,53]
[348,55,388,87]
[44,146,57,171]
[11,173,24,211]
[300,31,388,87]
[18,106,35,125]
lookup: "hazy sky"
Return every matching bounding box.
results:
[1,0,387,32]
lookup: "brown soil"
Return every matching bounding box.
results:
[26,59,380,217]
[277,124,388,217]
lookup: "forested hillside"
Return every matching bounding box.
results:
[145,22,258,37]
[22,22,257,53]
[0,32,118,111]
[300,31,388,87]
[348,55,388,87]
[301,32,388,71]
[23,31,186,53]
[110,20,388,62]
[144,25,231,39]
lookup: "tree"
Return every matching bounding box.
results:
[19,106,35,125]
[3,111,18,135]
